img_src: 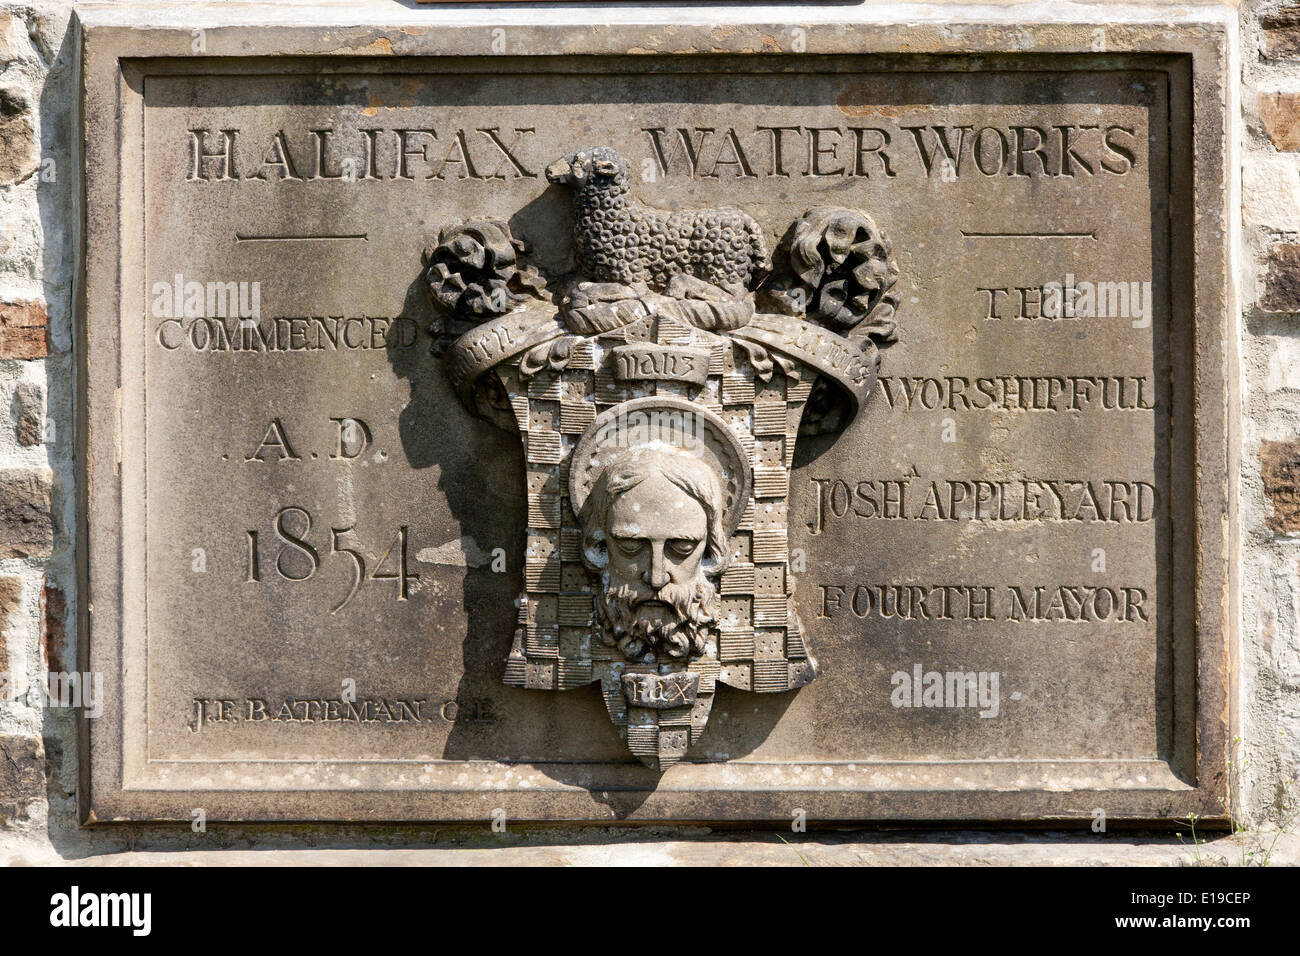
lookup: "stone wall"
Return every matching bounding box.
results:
[0,0,1295,862]
[1239,0,1300,830]
[0,1,75,851]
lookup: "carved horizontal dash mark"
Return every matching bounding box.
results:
[234,233,368,242]
[961,230,1097,240]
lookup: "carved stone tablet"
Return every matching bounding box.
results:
[79,13,1235,823]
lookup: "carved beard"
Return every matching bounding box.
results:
[595,577,720,661]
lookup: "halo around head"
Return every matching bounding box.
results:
[569,396,752,537]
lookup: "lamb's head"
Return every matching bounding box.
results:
[545,147,630,193]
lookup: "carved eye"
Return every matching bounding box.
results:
[612,536,643,557]
[667,539,699,559]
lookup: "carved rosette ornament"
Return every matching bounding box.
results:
[435,147,899,770]
[424,219,547,318]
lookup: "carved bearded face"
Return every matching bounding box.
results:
[581,447,727,661]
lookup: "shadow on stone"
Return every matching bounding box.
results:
[385,270,796,819]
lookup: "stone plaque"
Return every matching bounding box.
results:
[79,12,1235,822]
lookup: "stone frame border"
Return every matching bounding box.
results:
[74,5,1238,825]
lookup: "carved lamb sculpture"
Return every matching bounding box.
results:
[544,146,768,299]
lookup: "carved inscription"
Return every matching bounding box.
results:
[179,121,1143,185]
[190,696,498,731]
[643,124,1141,179]
[809,478,1158,531]
[154,316,419,353]
[621,672,700,709]
[817,584,1150,622]
[187,126,540,181]
[875,375,1156,411]
[245,508,417,613]
[611,344,711,384]
[125,63,1173,789]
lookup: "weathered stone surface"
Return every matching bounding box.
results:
[0,298,49,359]
[1243,156,1300,231]
[1257,91,1300,151]
[3,829,1297,867]
[78,11,1234,825]
[40,577,65,675]
[12,382,42,446]
[1266,338,1300,392]
[21,12,58,67]
[0,12,15,60]
[0,13,43,72]
[0,85,36,185]
[1263,7,1300,60]
[0,468,52,559]
[1261,439,1300,534]
[0,575,19,674]
[1260,243,1300,313]
[0,735,44,827]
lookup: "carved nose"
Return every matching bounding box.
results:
[644,548,669,590]
[545,159,570,183]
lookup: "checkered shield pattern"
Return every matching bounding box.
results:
[498,311,820,766]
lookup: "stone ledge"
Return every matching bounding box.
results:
[4,831,1297,867]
